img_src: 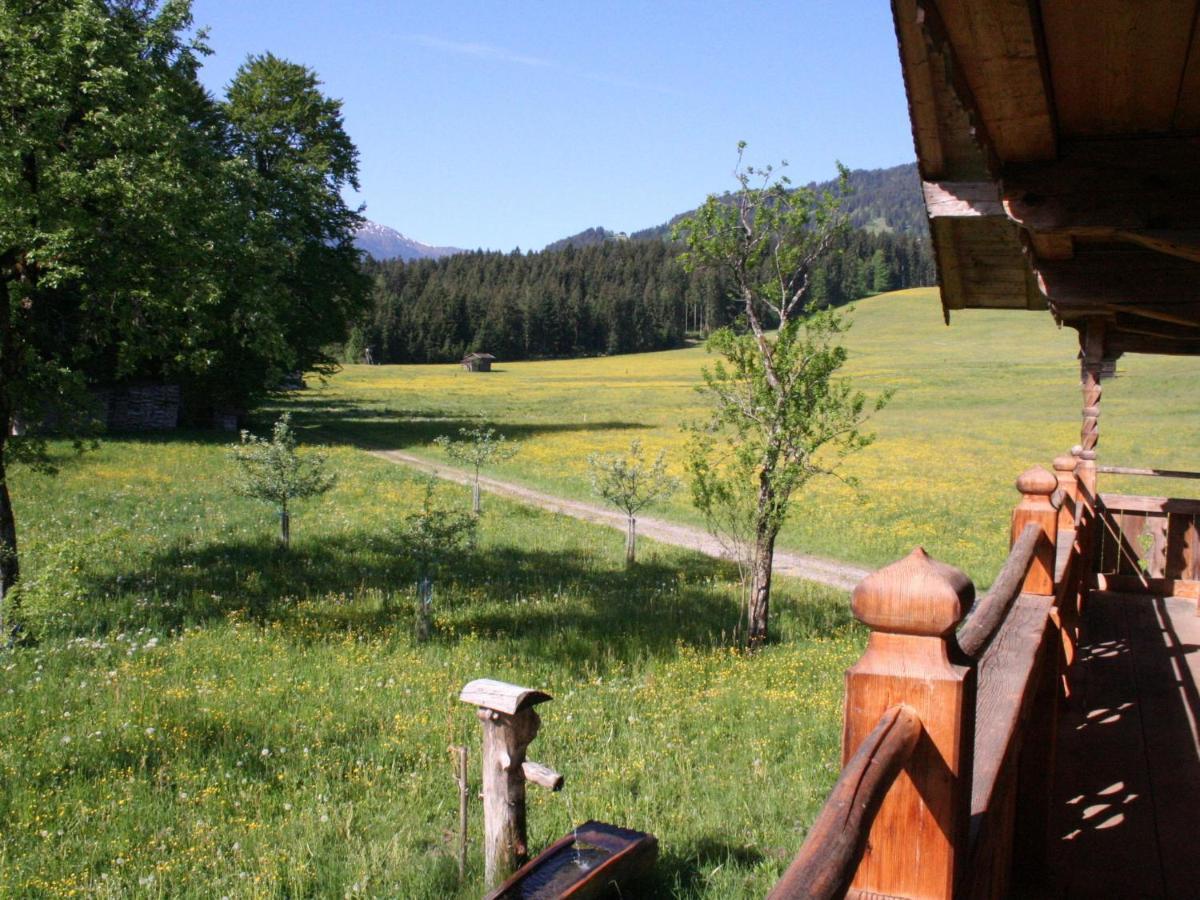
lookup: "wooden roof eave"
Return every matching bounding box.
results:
[893,0,1055,318]
[895,1,1200,350]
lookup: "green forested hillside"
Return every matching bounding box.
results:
[350,171,935,365]
[629,162,927,241]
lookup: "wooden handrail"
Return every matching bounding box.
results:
[1096,464,1200,480]
[957,523,1041,658]
[768,705,921,900]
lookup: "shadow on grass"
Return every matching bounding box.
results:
[648,838,769,897]
[74,401,648,461]
[48,528,854,670]
[260,397,650,452]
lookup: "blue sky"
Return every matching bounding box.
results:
[191,1,915,251]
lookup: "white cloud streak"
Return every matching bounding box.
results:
[408,34,551,68]
[407,33,688,98]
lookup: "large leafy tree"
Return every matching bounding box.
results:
[0,4,367,634]
[209,53,367,409]
[0,0,228,628]
[675,145,887,648]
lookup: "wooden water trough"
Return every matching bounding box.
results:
[483,821,658,900]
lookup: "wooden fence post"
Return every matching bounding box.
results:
[845,548,975,899]
[1012,466,1060,596]
[459,679,563,890]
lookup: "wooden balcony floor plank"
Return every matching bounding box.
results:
[1124,595,1200,898]
[1049,591,1200,897]
[1048,591,1166,897]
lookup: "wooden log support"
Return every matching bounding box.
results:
[1012,466,1060,596]
[844,548,976,899]
[768,705,921,900]
[459,679,559,889]
[957,523,1040,660]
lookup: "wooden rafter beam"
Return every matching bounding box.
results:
[1003,138,1200,264]
[1106,333,1200,356]
[931,0,1057,162]
[892,0,996,181]
[1036,250,1200,309]
[1176,14,1200,131]
[1098,304,1200,329]
[1109,323,1200,342]
[922,181,1004,218]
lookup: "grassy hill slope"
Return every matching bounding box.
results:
[301,287,1199,583]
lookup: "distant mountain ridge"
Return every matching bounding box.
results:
[546,162,926,250]
[354,220,463,262]
[357,162,925,261]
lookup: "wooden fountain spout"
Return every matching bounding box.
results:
[460,678,562,889]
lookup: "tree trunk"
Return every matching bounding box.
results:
[625,515,637,567]
[748,529,776,649]
[279,507,290,549]
[0,432,19,637]
[472,480,481,515]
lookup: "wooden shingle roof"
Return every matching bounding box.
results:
[893,0,1200,356]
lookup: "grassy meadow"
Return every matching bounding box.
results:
[302,287,1200,585]
[3,437,858,898]
[4,286,1198,897]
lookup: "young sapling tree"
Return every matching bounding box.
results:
[588,439,679,566]
[393,478,477,639]
[434,425,518,514]
[229,414,336,549]
[674,143,888,648]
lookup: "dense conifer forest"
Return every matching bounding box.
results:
[350,222,934,364]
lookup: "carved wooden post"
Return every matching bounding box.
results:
[459,679,563,889]
[1053,453,1079,536]
[845,548,975,899]
[1012,465,1060,596]
[1052,454,1082,660]
[1077,318,1106,500]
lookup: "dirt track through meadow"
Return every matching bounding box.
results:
[369,449,869,592]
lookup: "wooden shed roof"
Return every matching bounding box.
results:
[893,0,1200,356]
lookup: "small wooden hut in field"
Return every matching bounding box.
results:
[461,352,495,372]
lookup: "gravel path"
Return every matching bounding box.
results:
[370,449,870,592]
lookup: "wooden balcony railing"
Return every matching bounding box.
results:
[771,458,1082,899]
[1093,491,1200,600]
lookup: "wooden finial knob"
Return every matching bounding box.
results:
[1015,465,1057,497]
[1052,454,1076,474]
[851,547,974,637]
